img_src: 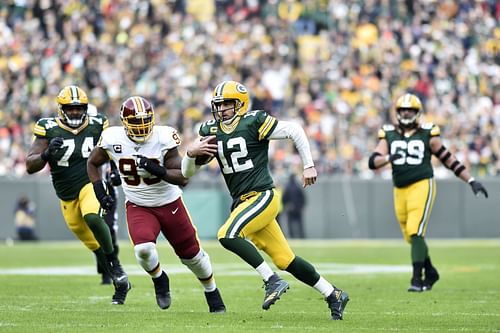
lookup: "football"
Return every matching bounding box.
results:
[195,136,217,165]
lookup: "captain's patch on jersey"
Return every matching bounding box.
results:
[113,144,122,153]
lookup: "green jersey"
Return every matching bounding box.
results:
[32,115,109,200]
[379,123,440,188]
[199,110,278,200]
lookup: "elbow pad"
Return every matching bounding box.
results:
[368,152,382,170]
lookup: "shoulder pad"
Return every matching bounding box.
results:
[420,122,434,130]
[199,120,218,136]
[33,117,58,137]
[156,126,181,147]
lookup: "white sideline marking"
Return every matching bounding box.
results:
[0,263,410,276]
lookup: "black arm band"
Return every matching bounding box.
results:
[92,181,107,200]
[449,161,459,170]
[435,146,446,157]
[454,164,465,177]
[439,151,451,164]
[41,150,50,162]
[368,152,382,170]
[147,162,167,178]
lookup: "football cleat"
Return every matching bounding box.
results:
[423,269,440,291]
[326,288,349,320]
[112,280,131,305]
[407,278,423,292]
[262,273,289,310]
[204,288,226,313]
[152,271,171,310]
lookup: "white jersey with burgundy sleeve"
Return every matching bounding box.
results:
[99,125,182,207]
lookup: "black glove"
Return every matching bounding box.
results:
[41,137,64,161]
[135,155,166,178]
[388,153,403,162]
[109,170,122,186]
[470,180,488,198]
[92,181,115,210]
[109,161,122,186]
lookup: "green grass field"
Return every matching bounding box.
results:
[0,239,499,332]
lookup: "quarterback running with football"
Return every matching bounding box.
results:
[368,93,488,292]
[182,81,349,320]
[26,85,131,305]
[87,96,225,312]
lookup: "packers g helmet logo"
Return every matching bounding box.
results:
[236,83,247,94]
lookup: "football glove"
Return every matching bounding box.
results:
[469,180,488,198]
[41,137,64,161]
[109,161,122,186]
[92,181,115,211]
[134,155,166,178]
[388,153,404,162]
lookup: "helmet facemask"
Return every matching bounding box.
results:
[59,104,88,128]
[394,93,423,129]
[396,108,420,129]
[211,99,243,124]
[56,85,89,128]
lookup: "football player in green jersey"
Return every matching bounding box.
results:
[182,81,349,320]
[368,93,488,292]
[25,85,131,304]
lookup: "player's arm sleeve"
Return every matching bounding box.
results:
[268,120,314,169]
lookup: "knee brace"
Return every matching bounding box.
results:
[134,242,159,273]
[180,249,213,280]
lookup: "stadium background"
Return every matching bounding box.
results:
[0,1,498,240]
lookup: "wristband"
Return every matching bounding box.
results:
[468,177,475,184]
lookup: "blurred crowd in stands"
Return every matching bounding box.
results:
[0,0,498,180]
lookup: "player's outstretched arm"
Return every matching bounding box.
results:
[268,120,316,187]
[430,136,488,198]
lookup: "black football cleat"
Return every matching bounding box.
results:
[204,288,226,313]
[262,273,289,310]
[112,280,131,305]
[407,278,423,292]
[423,269,440,291]
[109,259,131,305]
[152,271,171,310]
[326,288,349,320]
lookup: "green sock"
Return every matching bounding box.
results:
[410,235,428,263]
[84,213,113,254]
[219,237,264,268]
[93,248,111,275]
[285,256,320,286]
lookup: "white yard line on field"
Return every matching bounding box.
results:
[0,262,410,276]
